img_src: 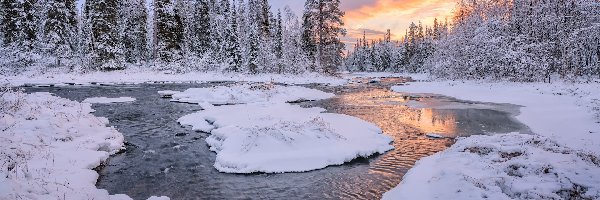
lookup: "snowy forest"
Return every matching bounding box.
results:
[345,0,600,82]
[0,0,345,75]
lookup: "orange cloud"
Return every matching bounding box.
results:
[343,0,456,41]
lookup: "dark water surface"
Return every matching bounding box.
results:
[23,78,530,200]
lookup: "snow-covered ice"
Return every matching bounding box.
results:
[178,103,394,173]
[0,91,167,200]
[383,133,600,199]
[83,97,136,104]
[170,83,334,105]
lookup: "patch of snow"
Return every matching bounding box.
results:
[83,97,136,104]
[383,133,600,200]
[171,83,334,105]
[0,91,167,199]
[178,103,394,173]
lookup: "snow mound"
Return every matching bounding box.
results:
[383,133,600,200]
[83,97,136,104]
[170,83,334,105]
[178,103,394,173]
[0,92,134,199]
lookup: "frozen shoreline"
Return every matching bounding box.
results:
[384,77,600,199]
[0,91,168,200]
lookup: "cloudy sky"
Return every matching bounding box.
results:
[269,0,456,47]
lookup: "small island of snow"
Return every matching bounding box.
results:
[178,103,394,173]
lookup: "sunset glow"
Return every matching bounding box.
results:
[341,0,456,44]
[269,0,457,46]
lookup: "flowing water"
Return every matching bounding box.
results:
[23,78,530,200]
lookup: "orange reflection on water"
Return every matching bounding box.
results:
[336,88,458,137]
[400,107,458,136]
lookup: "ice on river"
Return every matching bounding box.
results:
[83,97,136,104]
[168,83,334,105]
[178,103,394,173]
[383,133,600,200]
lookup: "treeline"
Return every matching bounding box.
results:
[346,0,600,82]
[0,0,346,75]
[345,19,448,73]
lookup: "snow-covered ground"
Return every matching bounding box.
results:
[178,103,394,173]
[384,133,600,199]
[384,78,600,199]
[3,69,346,87]
[0,91,167,200]
[168,83,334,105]
[83,97,136,104]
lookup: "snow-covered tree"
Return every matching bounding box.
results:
[86,0,122,70]
[302,0,346,74]
[428,0,600,81]
[154,0,184,70]
[223,1,242,72]
[42,0,77,67]
[120,0,147,64]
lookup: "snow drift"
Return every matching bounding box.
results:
[178,103,394,173]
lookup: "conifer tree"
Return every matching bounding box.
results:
[43,0,77,67]
[120,0,147,64]
[154,0,184,67]
[86,0,122,70]
[224,2,242,72]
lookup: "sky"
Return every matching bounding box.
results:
[269,0,456,48]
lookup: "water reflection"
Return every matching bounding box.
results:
[336,89,459,136]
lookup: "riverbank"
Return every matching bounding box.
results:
[385,78,600,199]
[0,90,169,200]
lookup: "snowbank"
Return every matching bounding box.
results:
[169,83,334,105]
[178,103,394,173]
[385,79,600,199]
[392,80,600,154]
[83,97,136,104]
[3,69,346,87]
[0,91,167,200]
[383,133,600,199]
